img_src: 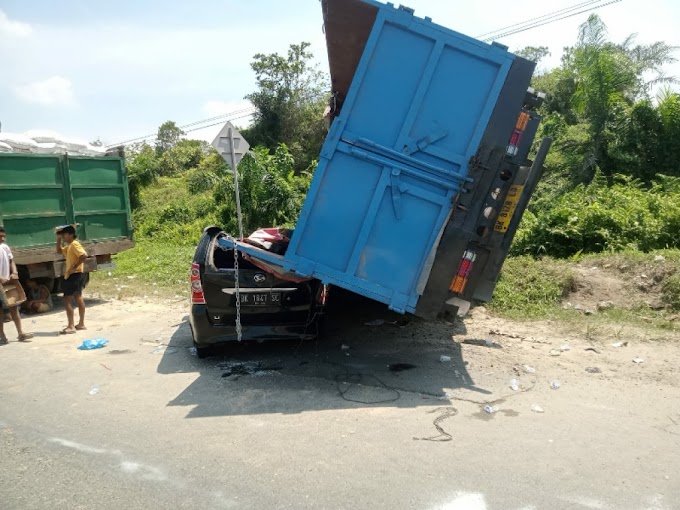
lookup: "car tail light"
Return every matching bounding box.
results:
[190,262,205,304]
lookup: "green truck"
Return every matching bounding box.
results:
[0,152,134,289]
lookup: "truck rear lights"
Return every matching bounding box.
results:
[450,250,477,294]
[507,111,531,156]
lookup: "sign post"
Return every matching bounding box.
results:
[211,121,251,341]
[212,121,250,239]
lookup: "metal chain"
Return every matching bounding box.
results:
[220,235,243,342]
[232,237,243,342]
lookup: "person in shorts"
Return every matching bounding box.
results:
[22,279,54,314]
[0,227,34,344]
[56,226,88,334]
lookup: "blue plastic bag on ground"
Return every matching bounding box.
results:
[78,338,109,350]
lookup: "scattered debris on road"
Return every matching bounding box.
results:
[585,347,601,354]
[551,380,561,390]
[440,355,451,362]
[363,318,410,328]
[585,367,602,374]
[463,338,502,349]
[510,379,520,391]
[612,341,629,348]
[531,404,545,413]
[483,405,498,414]
[219,361,283,379]
[89,385,99,395]
[523,365,536,374]
[413,406,458,442]
[633,357,645,364]
[77,339,109,350]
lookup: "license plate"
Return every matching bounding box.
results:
[239,292,281,306]
[494,184,524,234]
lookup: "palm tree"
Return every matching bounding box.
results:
[569,15,677,183]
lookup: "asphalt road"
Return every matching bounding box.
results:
[1,296,678,510]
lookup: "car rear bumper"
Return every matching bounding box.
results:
[189,304,322,346]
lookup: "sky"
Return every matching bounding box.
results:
[1,0,679,146]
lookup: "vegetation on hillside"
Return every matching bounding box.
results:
[122,16,680,262]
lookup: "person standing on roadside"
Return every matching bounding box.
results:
[0,227,34,344]
[56,226,88,334]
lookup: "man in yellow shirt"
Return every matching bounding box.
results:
[56,226,88,334]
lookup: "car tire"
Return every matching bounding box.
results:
[194,342,212,359]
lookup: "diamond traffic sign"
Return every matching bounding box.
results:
[211,121,250,171]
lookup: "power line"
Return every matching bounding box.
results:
[476,0,605,39]
[109,107,255,147]
[110,0,622,148]
[107,106,256,147]
[483,0,623,41]
[182,112,255,135]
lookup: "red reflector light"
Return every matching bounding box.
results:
[190,262,205,304]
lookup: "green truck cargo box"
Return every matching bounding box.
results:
[0,152,134,282]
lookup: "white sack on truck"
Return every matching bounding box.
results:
[0,132,39,151]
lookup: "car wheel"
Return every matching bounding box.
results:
[194,342,212,359]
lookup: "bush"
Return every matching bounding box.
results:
[513,173,680,258]
[188,170,219,194]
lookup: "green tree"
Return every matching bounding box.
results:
[656,89,680,176]
[244,42,329,171]
[155,121,185,155]
[126,142,160,208]
[157,139,209,177]
[532,15,677,186]
[213,144,312,234]
[516,46,550,65]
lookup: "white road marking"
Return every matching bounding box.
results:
[120,461,167,482]
[50,437,107,454]
[438,492,488,510]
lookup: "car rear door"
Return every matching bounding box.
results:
[200,235,317,326]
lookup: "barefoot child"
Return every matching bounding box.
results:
[56,226,87,334]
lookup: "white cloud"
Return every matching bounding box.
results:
[0,9,32,37]
[202,99,253,118]
[15,76,76,107]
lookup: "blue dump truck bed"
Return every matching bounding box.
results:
[233,0,551,318]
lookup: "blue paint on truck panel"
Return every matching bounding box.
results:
[236,0,518,313]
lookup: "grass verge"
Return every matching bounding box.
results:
[490,250,680,333]
[489,256,576,319]
[89,241,194,300]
